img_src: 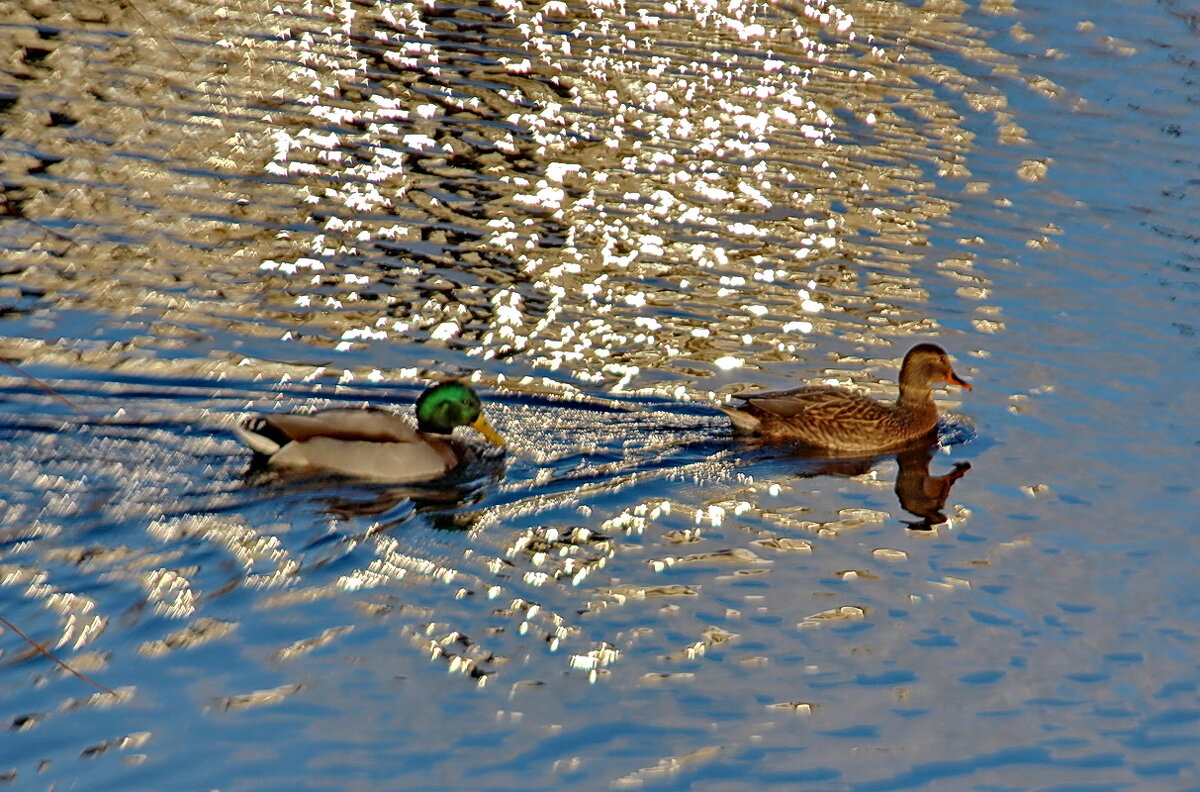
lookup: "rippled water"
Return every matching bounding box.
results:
[2,0,1199,789]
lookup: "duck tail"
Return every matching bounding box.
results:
[235,416,285,456]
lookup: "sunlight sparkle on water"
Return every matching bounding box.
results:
[228,0,870,392]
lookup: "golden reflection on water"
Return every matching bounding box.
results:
[0,0,1045,396]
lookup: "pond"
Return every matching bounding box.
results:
[1,0,1198,789]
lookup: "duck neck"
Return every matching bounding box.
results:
[896,383,934,411]
[416,420,449,435]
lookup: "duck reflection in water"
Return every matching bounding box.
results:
[892,444,970,530]
[733,440,971,530]
[240,458,504,532]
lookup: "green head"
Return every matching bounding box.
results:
[414,381,505,446]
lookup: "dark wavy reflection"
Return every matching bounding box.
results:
[730,430,972,530]
[0,0,1030,395]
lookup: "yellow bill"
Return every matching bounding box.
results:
[471,413,506,447]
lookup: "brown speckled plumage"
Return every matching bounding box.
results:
[720,343,972,453]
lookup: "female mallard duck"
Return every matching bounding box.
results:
[236,381,505,482]
[720,343,972,453]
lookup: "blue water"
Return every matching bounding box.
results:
[2,0,1200,790]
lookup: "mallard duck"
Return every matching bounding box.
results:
[236,381,505,482]
[720,343,972,453]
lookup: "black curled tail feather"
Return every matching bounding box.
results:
[236,415,289,456]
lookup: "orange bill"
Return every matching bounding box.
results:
[471,413,506,446]
[946,370,973,390]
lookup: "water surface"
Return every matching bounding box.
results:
[1,0,1199,789]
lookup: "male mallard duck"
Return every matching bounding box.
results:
[236,381,504,482]
[720,343,972,453]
